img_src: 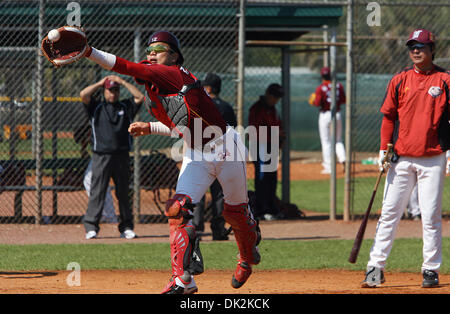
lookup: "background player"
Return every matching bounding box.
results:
[248,83,285,220]
[361,29,449,288]
[309,67,346,174]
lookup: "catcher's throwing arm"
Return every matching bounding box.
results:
[41,26,89,67]
[348,143,393,264]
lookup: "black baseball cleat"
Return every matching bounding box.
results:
[422,269,439,288]
[161,277,198,294]
[162,284,198,294]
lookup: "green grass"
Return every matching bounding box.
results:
[285,177,383,214]
[1,238,450,274]
[259,176,450,215]
[0,138,83,159]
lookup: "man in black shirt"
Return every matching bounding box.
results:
[192,73,237,240]
[80,75,144,239]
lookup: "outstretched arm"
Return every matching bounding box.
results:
[85,46,183,92]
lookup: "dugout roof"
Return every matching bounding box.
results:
[0,1,343,46]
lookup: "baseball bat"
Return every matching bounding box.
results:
[348,143,393,264]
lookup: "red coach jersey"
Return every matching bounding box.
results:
[380,65,450,157]
[313,80,346,112]
[112,57,227,148]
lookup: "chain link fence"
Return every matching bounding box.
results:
[242,0,449,218]
[0,0,448,225]
[0,0,239,224]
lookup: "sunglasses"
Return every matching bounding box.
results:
[408,43,426,51]
[145,44,172,55]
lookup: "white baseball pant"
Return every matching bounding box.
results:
[407,184,420,217]
[318,111,346,172]
[176,128,248,205]
[367,152,446,273]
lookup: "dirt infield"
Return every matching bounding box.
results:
[1,269,450,294]
[1,158,449,294]
[2,218,450,294]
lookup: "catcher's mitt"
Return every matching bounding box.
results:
[41,26,89,67]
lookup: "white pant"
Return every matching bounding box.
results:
[407,184,420,217]
[83,160,116,219]
[318,111,346,171]
[176,128,248,205]
[368,153,446,273]
[447,150,450,174]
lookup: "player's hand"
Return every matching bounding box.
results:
[128,122,150,137]
[98,76,108,85]
[378,150,390,172]
[107,75,125,85]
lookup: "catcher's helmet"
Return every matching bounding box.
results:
[148,31,184,65]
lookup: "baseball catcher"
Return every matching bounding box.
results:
[42,28,262,294]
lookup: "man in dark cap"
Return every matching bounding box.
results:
[248,83,286,221]
[192,73,237,241]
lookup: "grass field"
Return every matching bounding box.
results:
[266,177,450,215]
[2,238,450,274]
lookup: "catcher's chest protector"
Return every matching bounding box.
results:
[145,81,201,131]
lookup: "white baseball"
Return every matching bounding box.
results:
[48,29,60,42]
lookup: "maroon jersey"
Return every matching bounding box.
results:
[112,57,227,148]
[313,80,346,112]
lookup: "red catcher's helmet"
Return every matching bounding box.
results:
[147,31,184,65]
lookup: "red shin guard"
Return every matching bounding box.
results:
[166,194,204,285]
[169,221,194,281]
[222,203,261,265]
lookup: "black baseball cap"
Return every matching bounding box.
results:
[266,83,284,98]
[202,73,222,94]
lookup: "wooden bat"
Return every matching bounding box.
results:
[348,143,393,264]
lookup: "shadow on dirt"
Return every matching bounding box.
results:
[0,271,58,279]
